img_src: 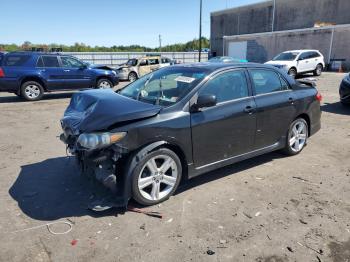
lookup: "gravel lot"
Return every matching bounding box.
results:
[0,73,349,262]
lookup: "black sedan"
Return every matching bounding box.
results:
[60,63,322,206]
[340,73,350,105]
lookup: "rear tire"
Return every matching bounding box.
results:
[131,148,182,206]
[313,64,323,76]
[288,68,297,78]
[282,118,308,156]
[20,81,44,101]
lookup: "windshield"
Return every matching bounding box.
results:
[126,59,138,66]
[273,52,299,61]
[119,66,209,107]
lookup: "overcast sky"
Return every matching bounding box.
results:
[1,0,263,47]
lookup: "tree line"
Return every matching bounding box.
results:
[0,38,210,52]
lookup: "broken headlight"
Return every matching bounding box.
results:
[77,132,126,150]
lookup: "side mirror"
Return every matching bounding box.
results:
[192,94,217,111]
[80,64,87,70]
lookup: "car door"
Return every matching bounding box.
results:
[296,52,310,73]
[191,69,257,168]
[37,55,66,90]
[59,56,91,89]
[138,59,151,77]
[248,69,296,149]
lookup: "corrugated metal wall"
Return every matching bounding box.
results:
[63,52,208,66]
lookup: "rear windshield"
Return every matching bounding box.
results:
[3,55,31,66]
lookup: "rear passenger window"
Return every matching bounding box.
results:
[41,56,59,67]
[36,57,44,67]
[3,55,31,66]
[250,70,286,95]
[149,59,159,65]
[200,70,249,103]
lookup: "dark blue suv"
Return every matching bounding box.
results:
[0,52,119,101]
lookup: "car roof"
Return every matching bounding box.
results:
[173,62,277,72]
[5,51,63,56]
[282,50,320,53]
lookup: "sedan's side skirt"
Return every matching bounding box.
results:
[188,140,284,179]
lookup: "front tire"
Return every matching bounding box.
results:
[131,148,182,206]
[20,81,44,101]
[128,72,138,82]
[282,118,308,156]
[97,78,113,89]
[313,64,323,76]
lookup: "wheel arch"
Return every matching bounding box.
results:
[295,113,311,137]
[20,76,47,92]
[289,66,297,73]
[119,140,188,204]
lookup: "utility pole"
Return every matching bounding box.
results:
[198,0,202,62]
[159,34,162,53]
[272,0,276,32]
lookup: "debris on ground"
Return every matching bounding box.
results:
[219,239,227,244]
[299,219,308,225]
[243,212,252,219]
[128,206,163,219]
[11,220,73,235]
[297,242,324,255]
[292,176,309,182]
[287,246,294,252]
[166,218,173,223]
[206,249,215,255]
[140,223,146,230]
[71,239,78,246]
[255,212,262,217]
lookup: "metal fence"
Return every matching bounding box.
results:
[62,52,208,66]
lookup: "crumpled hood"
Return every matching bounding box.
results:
[61,89,161,135]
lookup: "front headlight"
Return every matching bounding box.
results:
[77,132,126,150]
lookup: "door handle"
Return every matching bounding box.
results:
[64,69,70,72]
[244,106,254,114]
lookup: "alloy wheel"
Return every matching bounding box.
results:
[289,120,307,153]
[98,81,112,89]
[137,155,178,201]
[129,73,137,82]
[25,85,41,99]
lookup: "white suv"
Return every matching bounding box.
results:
[265,50,325,78]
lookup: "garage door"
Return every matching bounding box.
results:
[228,41,247,60]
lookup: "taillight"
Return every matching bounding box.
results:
[0,68,4,78]
[316,91,322,102]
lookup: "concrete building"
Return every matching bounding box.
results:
[211,0,350,70]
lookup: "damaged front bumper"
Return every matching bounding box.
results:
[60,133,130,207]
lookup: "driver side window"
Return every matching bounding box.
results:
[199,70,249,104]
